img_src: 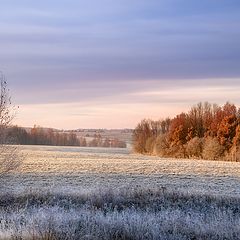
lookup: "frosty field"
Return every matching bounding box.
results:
[2,145,240,196]
[1,145,240,239]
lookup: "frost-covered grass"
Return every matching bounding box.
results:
[4,145,240,196]
[0,187,240,240]
[0,145,240,239]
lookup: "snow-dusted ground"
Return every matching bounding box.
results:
[2,145,239,196]
[1,145,240,239]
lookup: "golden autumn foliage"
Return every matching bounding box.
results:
[133,102,240,161]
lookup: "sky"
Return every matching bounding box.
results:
[1,0,240,129]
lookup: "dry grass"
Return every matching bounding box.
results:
[0,187,239,240]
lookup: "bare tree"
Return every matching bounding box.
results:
[0,73,21,176]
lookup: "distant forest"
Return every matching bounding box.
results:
[133,102,240,161]
[6,126,127,148]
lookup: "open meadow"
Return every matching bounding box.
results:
[0,145,240,239]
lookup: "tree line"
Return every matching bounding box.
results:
[6,125,127,148]
[133,102,240,161]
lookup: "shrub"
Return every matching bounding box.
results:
[186,137,203,158]
[145,136,156,154]
[153,134,170,157]
[0,75,22,177]
[202,137,224,160]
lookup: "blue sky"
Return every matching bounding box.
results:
[1,0,240,128]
